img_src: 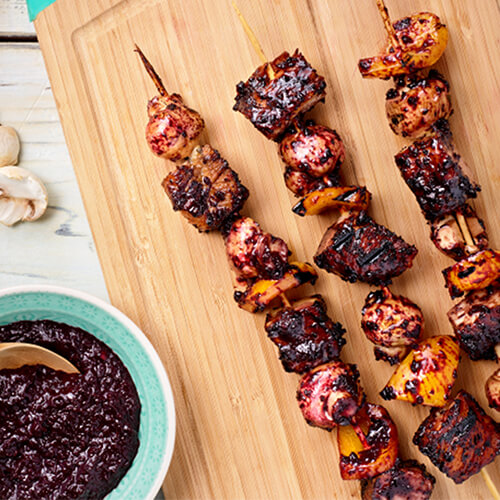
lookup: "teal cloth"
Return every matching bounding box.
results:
[26,0,56,21]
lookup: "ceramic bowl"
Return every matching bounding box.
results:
[0,284,175,499]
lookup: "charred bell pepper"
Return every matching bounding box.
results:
[380,335,460,406]
[443,248,500,298]
[337,403,399,480]
[292,186,371,217]
[234,261,317,313]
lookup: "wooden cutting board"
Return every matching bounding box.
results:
[34,1,500,498]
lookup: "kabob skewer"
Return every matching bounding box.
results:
[135,43,409,496]
[231,0,423,357]
[358,0,500,493]
[229,4,452,498]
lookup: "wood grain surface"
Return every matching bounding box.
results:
[0,42,107,299]
[34,1,500,498]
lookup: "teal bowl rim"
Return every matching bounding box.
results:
[0,284,176,500]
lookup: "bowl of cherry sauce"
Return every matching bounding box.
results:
[0,285,175,500]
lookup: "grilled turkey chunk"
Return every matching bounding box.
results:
[314,210,417,286]
[447,287,500,360]
[265,295,345,373]
[162,145,249,232]
[234,50,326,141]
[395,121,480,222]
[361,458,435,500]
[413,390,500,484]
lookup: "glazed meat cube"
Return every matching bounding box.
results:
[413,390,500,484]
[314,211,417,286]
[265,295,345,373]
[234,50,326,141]
[162,145,249,232]
[394,121,480,221]
[361,458,435,500]
[447,286,500,360]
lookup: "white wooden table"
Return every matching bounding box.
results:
[0,2,108,299]
[1,4,165,498]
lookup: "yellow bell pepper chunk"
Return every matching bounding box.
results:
[236,261,318,313]
[292,186,370,217]
[381,335,460,407]
[443,249,500,298]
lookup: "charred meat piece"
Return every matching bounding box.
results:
[394,121,480,221]
[361,288,423,365]
[447,286,500,360]
[361,458,435,500]
[163,145,248,232]
[225,216,290,280]
[430,204,488,261]
[314,211,417,286]
[265,295,345,373]
[380,336,460,407]
[443,249,500,298]
[386,70,451,138]
[486,369,500,412]
[146,94,205,161]
[279,120,345,178]
[338,403,399,480]
[358,12,448,79]
[297,361,364,429]
[234,50,326,141]
[284,167,340,198]
[413,390,500,484]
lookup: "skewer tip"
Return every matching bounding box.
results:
[231,0,269,67]
[134,43,168,97]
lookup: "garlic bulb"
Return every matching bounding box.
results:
[0,125,20,167]
[0,166,48,226]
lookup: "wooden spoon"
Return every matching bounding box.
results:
[0,342,79,374]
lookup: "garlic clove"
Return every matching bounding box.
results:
[0,125,20,167]
[0,166,48,226]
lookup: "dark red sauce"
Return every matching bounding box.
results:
[0,320,141,499]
